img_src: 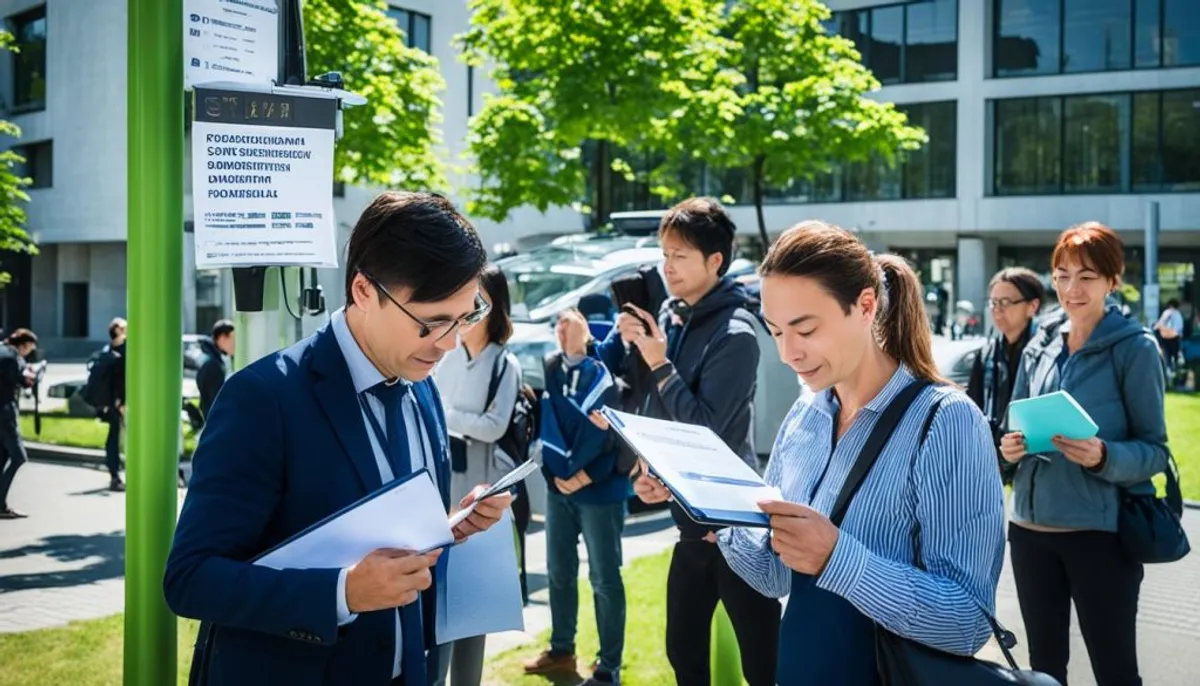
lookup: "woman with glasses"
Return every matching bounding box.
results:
[967,267,1045,470]
[1000,222,1169,686]
[431,264,522,686]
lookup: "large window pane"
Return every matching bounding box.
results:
[1062,94,1127,192]
[1163,0,1200,67]
[1160,89,1200,190]
[1132,92,1162,189]
[905,0,957,83]
[869,5,904,85]
[846,154,902,201]
[903,101,957,198]
[835,10,871,64]
[1063,0,1131,73]
[994,0,1062,76]
[411,12,432,53]
[994,97,1062,194]
[9,6,46,110]
[1134,0,1162,68]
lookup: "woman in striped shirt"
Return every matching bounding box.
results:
[710,221,1006,684]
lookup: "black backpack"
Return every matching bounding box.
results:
[485,353,539,468]
[81,345,120,411]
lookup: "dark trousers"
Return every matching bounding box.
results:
[105,413,122,479]
[513,481,532,603]
[0,421,28,509]
[1009,523,1144,686]
[665,540,781,686]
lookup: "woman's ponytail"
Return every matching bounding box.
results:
[874,254,942,383]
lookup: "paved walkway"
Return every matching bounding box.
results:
[3,460,1200,685]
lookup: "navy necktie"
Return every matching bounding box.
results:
[367,380,425,684]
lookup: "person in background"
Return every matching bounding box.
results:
[523,309,627,686]
[431,264,522,686]
[967,267,1045,469]
[1153,298,1184,379]
[197,319,236,422]
[595,197,780,686]
[105,318,127,492]
[698,221,1003,685]
[0,329,38,519]
[1000,222,1169,686]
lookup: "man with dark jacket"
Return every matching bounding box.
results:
[197,319,235,421]
[593,197,780,686]
[0,328,38,519]
[105,318,127,492]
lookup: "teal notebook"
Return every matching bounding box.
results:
[1006,390,1099,455]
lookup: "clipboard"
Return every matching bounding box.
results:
[1006,390,1099,456]
[601,408,776,528]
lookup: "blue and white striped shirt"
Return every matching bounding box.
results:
[718,365,1006,656]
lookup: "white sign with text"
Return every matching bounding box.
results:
[185,0,279,89]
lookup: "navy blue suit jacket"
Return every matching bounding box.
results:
[164,323,451,686]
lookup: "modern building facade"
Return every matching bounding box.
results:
[0,0,1197,354]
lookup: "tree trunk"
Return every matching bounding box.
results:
[752,154,769,251]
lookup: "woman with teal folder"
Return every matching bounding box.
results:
[1000,222,1169,686]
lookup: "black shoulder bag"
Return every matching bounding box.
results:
[829,380,1060,686]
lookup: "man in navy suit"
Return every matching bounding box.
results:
[165,192,513,686]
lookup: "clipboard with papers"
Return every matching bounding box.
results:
[600,408,779,528]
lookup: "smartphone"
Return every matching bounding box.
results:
[621,304,652,335]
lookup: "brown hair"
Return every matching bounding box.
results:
[759,220,943,383]
[479,264,514,345]
[5,328,37,347]
[1051,221,1124,281]
[988,267,1045,309]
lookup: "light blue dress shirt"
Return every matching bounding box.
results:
[330,307,437,679]
[718,366,1007,656]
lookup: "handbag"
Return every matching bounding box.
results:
[1117,454,1190,563]
[830,380,1060,686]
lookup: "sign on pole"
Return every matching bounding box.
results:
[185,0,280,89]
[192,87,338,268]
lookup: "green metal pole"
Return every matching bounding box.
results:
[711,602,744,686]
[125,0,182,683]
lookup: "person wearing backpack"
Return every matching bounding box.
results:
[83,318,127,492]
[523,308,627,686]
[430,264,524,686]
[666,220,1006,685]
[1000,223,1170,686]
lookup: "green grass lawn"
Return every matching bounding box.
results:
[0,615,200,686]
[483,550,675,686]
[1166,393,1200,501]
[19,412,197,457]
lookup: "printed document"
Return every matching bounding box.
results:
[436,509,525,644]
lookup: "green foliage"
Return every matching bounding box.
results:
[303,0,446,190]
[459,0,723,225]
[654,0,927,245]
[0,30,37,285]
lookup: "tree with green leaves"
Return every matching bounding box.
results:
[653,0,926,247]
[459,0,723,229]
[303,0,446,189]
[0,30,37,285]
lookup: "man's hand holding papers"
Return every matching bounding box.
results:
[346,548,442,613]
[450,485,514,542]
[632,458,672,505]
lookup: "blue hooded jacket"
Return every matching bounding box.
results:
[1008,306,1170,532]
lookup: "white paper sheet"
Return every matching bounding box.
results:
[436,510,525,644]
[254,472,453,570]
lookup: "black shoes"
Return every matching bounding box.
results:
[0,507,28,519]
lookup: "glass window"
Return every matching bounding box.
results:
[1062,0,1132,73]
[1163,0,1200,67]
[1062,94,1127,192]
[9,6,47,111]
[994,0,1062,76]
[994,97,1062,194]
[386,6,432,53]
[13,140,52,189]
[1135,0,1163,68]
[836,10,871,64]
[869,5,904,85]
[903,101,957,198]
[1132,92,1162,189]
[1159,89,1200,190]
[905,0,958,83]
[845,154,902,201]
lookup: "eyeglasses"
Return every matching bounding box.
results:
[988,298,1028,310]
[361,272,491,341]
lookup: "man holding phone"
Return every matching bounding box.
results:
[164,192,512,686]
[592,197,780,686]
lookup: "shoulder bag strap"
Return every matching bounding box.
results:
[828,379,932,528]
[484,351,509,412]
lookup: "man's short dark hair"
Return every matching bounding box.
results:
[658,197,737,277]
[211,319,235,340]
[5,328,36,347]
[344,192,488,305]
[1167,299,1180,309]
[108,318,127,341]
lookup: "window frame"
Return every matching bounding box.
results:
[827,0,958,85]
[386,5,432,54]
[13,139,53,189]
[8,4,48,113]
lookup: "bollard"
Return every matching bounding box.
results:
[710,602,744,686]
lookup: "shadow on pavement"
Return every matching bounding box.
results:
[68,487,122,497]
[0,530,125,592]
